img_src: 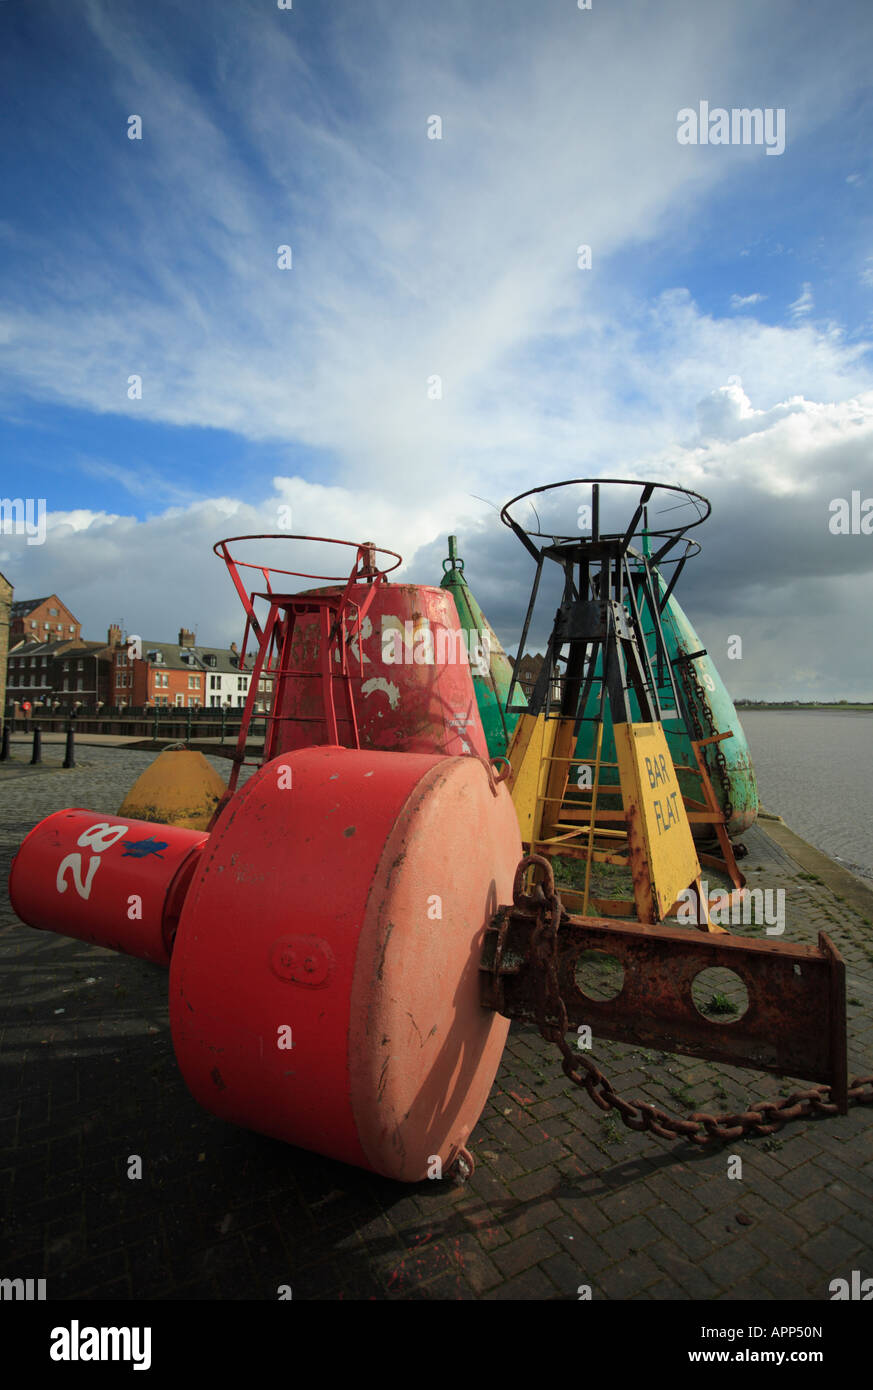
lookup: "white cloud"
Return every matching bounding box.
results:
[3,1,873,699]
[1,1,866,504]
[695,378,812,448]
[789,282,814,318]
[5,373,873,704]
[2,478,489,649]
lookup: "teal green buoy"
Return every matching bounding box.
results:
[439,536,525,759]
[653,569,758,836]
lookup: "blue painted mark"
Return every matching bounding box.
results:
[120,837,169,859]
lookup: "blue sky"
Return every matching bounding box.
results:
[1,0,872,696]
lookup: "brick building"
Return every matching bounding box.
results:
[511,653,545,697]
[7,639,75,710]
[6,626,118,713]
[53,632,117,708]
[114,629,252,710]
[5,602,253,715]
[10,595,81,645]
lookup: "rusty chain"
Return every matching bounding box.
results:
[676,651,735,826]
[522,855,873,1147]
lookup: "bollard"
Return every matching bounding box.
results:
[0,724,9,761]
[63,722,75,769]
[30,727,42,765]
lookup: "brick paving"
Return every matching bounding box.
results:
[1,748,872,1300]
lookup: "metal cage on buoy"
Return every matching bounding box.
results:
[213,535,491,804]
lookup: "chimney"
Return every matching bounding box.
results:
[107,624,122,649]
[230,641,238,654]
[179,627,196,647]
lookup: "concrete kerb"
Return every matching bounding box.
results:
[756,815,873,923]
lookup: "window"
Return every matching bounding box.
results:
[30,620,36,628]
[188,697,198,707]
[210,696,221,708]
[188,675,200,689]
[77,660,83,671]
[237,696,245,707]
[237,676,246,691]
[49,608,58,616]
[68,625,74,633]
[210,674,220,691]
[118,653,127,667]
[175,694,184,707]
[76,678,83,691]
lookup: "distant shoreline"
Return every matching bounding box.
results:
[737,703,873,712]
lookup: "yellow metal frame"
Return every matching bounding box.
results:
[507,710,722,931]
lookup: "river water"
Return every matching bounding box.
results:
[738,710,873,882]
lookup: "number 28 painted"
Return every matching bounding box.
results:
[56,822,128,901]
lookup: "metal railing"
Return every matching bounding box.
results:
[1,707,271,745]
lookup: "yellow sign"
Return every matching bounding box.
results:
[614,721,701,920]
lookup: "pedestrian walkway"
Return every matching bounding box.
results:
[7,732,156,748]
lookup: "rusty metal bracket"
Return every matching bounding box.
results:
[481,872,849,1106]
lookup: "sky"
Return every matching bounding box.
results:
[1,0,872,699]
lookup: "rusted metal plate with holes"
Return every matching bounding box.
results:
[481,906,847,1099]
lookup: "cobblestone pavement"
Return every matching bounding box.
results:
[1,749,872,1300]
